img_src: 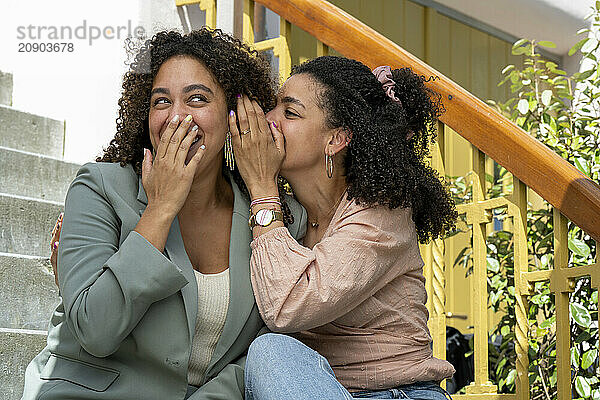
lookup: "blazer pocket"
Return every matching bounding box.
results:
[40,353,120,392]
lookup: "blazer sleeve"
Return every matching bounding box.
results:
[249,202,423,332]
[58,163,189,357]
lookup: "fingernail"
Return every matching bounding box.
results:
[191,125,198,132]
[184,115,193,122]
[200,144,206,150]
[171,115,180,123]
[229,110,234,116]
[236,94,241,98]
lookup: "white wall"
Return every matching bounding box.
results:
[1,0,142,164]
[0,0,236,165]
[217,0,236,35]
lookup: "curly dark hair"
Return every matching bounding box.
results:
[97,28,294,223]
[292,56,456,242]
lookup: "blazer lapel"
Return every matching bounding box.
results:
[136,175,148,207]
[206,178,255,371]
[136,177,197,341]
[164,217,198,341]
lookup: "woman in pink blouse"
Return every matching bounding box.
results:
[230,56,457,399]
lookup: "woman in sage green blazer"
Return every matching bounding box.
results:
[22,29,306,400]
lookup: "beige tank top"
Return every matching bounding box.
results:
[187,268,230,386]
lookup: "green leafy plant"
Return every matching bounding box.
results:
[448,3,600,398]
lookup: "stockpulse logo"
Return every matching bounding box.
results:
[16,20,146,46]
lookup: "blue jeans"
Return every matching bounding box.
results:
[244,333,452,400]
[351,382,452,399]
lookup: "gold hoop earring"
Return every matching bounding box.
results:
[326,153,334,179]
[225,131,235,171]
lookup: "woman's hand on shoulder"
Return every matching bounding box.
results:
[49,213,63,287]
[229,95,284,197]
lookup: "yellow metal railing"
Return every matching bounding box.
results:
[176,1,600,398]
[176,0,325,83]
[447,138,531,399]
[422,121,448,371]
[175,0,216,29]
[243,0,329,82]
[243,0,291,82]
[523,212,599,399]
[432,124,600,400]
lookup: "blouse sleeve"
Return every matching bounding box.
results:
[249,201,423,332]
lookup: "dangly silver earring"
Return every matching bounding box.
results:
[326,152,334,179]
[225,131,235,171]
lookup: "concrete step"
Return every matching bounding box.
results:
[0,146,80,203]
[0,104,64,158]
[0,71,13,106]
[0,194,63,258]
[0,253,59,330]
[0,328,47,400]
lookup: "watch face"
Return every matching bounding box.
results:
[255,209,274,226]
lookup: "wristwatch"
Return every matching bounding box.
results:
[249,208,284,229]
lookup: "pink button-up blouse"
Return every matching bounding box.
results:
[249,195,455,391]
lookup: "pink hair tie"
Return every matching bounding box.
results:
[372,66,402,106]
[373,66,414,140]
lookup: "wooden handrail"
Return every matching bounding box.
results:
[256,0,600,240]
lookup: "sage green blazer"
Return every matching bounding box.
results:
[22,162,307,400]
